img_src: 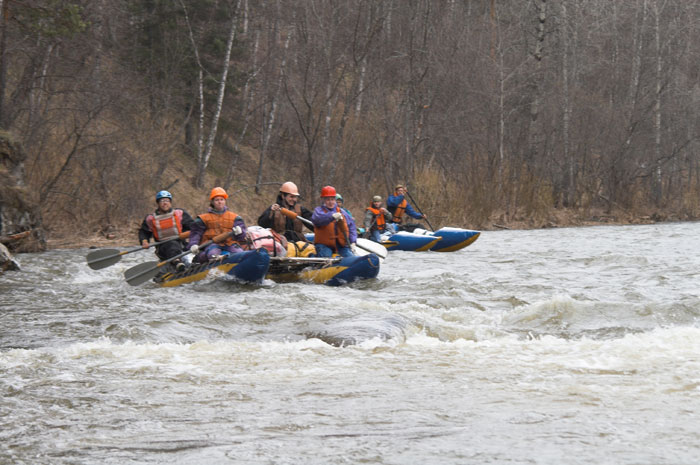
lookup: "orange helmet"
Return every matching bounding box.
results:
[320,185,336,198]
[209,187,228,200]
[280,181,299,195]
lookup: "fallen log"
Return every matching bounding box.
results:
[0,230,31,244]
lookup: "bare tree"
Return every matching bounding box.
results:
[181,0,241,188]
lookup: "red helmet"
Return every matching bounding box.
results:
[209,187,228,200]
[320,185,336,198]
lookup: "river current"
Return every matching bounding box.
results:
[1,222,699,464]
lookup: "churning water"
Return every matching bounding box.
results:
[1,223,699,464]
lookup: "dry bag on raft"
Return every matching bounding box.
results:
[287,241,316,257]
[246,226,288,257]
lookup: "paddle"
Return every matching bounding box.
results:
[280,207,313,229]
[355,238,388,260]
[405,189,435,231]
[86,232,191,270]
[123,231,232,286]
[337,216,352,253]
[281,208,385,258]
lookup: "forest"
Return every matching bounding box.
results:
[2,0,700,245]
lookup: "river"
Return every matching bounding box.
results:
[1,222,699,464]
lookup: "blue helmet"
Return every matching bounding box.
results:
[155,190,172,201]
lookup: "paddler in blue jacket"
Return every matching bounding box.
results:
[386,184,427,232]
[311,185,358,257]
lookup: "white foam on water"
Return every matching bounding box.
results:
[4,223,700,464]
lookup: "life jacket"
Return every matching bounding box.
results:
[389,197,407,224]
[366,205,386,231]
[198,210,238,246]
[146,209,184,241]
[273,202,303,236]
[246,226,288,256]
[314,207,349,249]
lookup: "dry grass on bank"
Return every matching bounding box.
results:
[41,133,700,250]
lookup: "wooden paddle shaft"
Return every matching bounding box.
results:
[280,208,313,228]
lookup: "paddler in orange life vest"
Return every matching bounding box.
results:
[187,187,248,262]
[311,185,358,257]
[257,181,314,242]
[363,195,393,243]
[386,184,427,233]
[138,190,195,267]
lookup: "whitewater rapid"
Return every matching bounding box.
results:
[1,222,699,464]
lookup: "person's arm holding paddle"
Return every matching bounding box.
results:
[343,209,358,254]
[138,215,154,249]
[187,187,247,262]
[402,195,427,221]
[280,207,315,231]
[299,205,315,231]
[310,186,355,258]
[186,220,205,260]
[86,231,190,270]
[286,204,386,259]
[124,231,233,286]
[404,188,434,231]
[393,186,425,222]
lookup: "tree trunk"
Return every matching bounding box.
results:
[196,2,240,188]
[0,0,8,129]
[652,0,662,205]
[562,0,573,206]
[528,0,546,167]
[255,24,290,194]
[225,28,260,190]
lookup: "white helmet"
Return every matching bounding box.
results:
[280,182,299,195]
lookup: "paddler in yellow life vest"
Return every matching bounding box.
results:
[311,185,358,258]
[138,190,195,267]
[386,184,427,233]
[257,181,314,242]
[363,195,393,243]
[187,187,248,262]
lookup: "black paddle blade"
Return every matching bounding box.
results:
[124,261,161,286]
[86,249,123,270]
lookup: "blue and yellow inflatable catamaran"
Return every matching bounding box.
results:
[151,249,381,287]
[119,229,382,288]
[381,227,480,252]
[310,227,481,252]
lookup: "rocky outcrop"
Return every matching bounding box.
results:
[0,242,20,272]
[0,131,45,254]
